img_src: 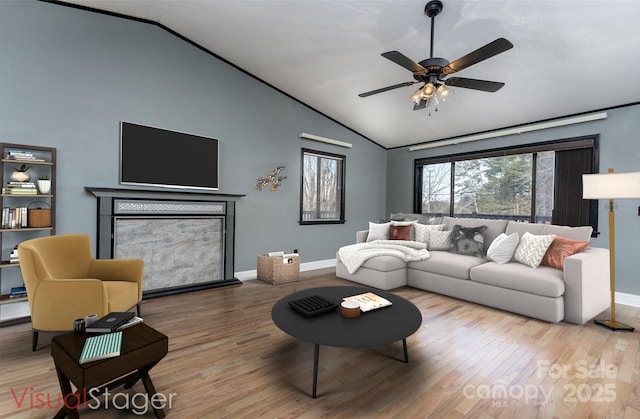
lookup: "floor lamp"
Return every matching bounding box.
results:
[583,169,640,332]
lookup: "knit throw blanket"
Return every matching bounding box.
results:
[338,240,430,274]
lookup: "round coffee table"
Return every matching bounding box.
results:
[272,286,422,397]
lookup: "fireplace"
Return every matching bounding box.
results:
[85,187,243,298]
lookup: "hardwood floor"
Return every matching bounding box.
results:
[1,268,638,418]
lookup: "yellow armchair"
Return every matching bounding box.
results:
[18,234,143,350]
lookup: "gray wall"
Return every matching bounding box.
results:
[387,104,640,295]
[0,1,387,274]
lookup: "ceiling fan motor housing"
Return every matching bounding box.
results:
[417,57,449,75]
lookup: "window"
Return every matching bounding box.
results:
[300,148,345,224]
[415,136,598,230]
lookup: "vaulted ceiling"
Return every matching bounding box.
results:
[61,0,640,149]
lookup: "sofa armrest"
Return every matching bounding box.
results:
[563,247,611,324]
[31,279,109,331]
[356,230,369,243]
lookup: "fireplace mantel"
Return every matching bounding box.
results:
[85,187,244,297]
[85,186,245,201]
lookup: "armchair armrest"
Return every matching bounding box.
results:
[31,279,109,331]
[89,258,144,283]
[563,247,611,324]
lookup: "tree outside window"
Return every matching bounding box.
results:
[300,149,345,224]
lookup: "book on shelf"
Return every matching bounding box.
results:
[9,246,19,263]
[343,292,393,312]
[7,182,36,187]
[1,207,31,229]
[2,188,38,195]
[86,312,135,334]
[9,286,27,298]
[5,150,45,162]
[79,331,123,364]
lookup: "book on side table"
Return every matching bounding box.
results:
[86,312,135,334]
[79,331,123,364]
[343,292,393,312]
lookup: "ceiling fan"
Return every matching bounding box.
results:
[359,0,513,113]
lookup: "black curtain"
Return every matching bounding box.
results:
[553,147,595,230]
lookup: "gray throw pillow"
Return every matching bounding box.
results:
[450,224,488,257]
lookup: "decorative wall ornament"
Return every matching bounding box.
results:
[254,166,287,191]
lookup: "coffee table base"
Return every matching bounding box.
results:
[311,338,409,398]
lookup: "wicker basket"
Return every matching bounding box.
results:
[257,254,300,284]
[27,202,51,228]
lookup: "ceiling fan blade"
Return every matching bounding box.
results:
[359,81,419,98]
[444,77,505,92]
[381,51,427,75]
[441,38,513,75]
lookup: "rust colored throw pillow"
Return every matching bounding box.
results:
[541,235,590,270]
[389,224,413,241]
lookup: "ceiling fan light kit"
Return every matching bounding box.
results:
[359,0,513,114]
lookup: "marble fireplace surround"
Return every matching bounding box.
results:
[85,187,244,298]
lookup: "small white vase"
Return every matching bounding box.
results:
[37,180,51,194]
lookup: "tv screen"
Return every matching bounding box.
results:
[120,122,219,190]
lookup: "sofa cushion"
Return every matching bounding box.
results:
[409,251,487,280]
[450,225,488,257]
[358,255,407,272]
[540,224,593,242]
[336,251,407,272]
[513,232,556,268]
[505,221,545,237]
[367,221,391,241]
[391,212,443,225]
[487,232,520,264]
[540,236,590,270]
[443,217,508,252]
[471,262,565,298]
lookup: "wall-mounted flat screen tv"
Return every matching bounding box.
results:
[120,122,219,191]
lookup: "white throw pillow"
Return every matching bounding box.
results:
[487,232,519,264]
[367,221,391,242]
[513,232,556,268]
[428,230,452,250]
[414,223,445,245]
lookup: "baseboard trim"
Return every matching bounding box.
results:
[235,258,336,281]
[616,291,640,308]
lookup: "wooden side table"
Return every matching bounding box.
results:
[50,323,168,418]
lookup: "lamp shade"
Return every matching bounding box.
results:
[582,171,640,199]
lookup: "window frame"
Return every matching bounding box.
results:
[414,135,599,231]
[299,148,346,225]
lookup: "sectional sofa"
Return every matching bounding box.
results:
[336,215,611,324]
